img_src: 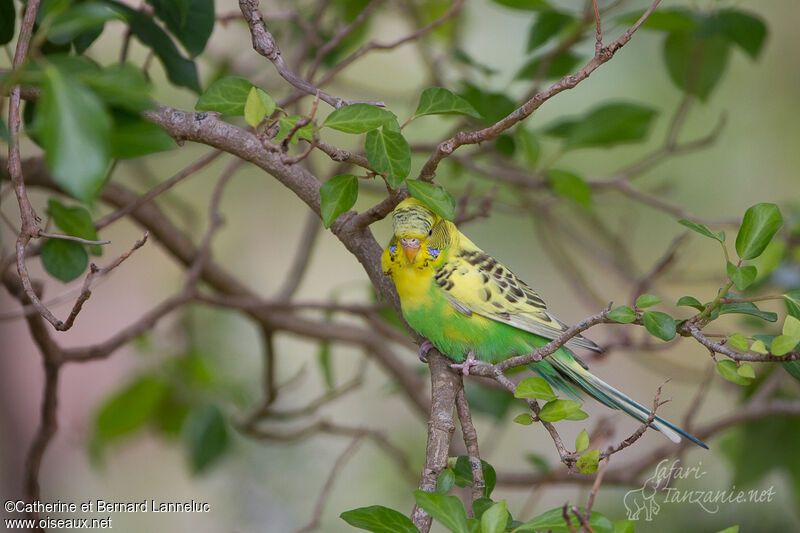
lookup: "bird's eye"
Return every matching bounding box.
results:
[428,229,433,236]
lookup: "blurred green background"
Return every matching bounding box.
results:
[2,0,800,531]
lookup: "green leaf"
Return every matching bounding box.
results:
[771,335,799,357]
[244,86,276,127]
[323,103,395,133]
[727,333,749,351]
[340,506,420,533]
[617,8,697,32]
[82,63,154,113]
[527,10,573,52]
[94,375,168,442]
[317,340,333,389]
[575,429,589,452]
[546,103,658,150]
[458,83,516,126]
[785,289,800,319]
[183,404,229,473]
[481,500,508,533]
[47,199,103,256]
[678,219,725,242]
[663,30,730,101]
[607,305,636,323]
[437,469,456,494]
[407,180,456,221]
[677,296,704,311]
[110,110,176,159]
[41,239,89,282]
[46,2,123,45]
[717,360,751,386]
[750,340,768,354]
[576,449,600,474]
[539,399,583,422]
[516,129,540,167]
[107,0,199,92]
[495,135,515,159]
[735,203,783,260]
[0,0,15,45]
[275,115,315,145]
[546,169,591,208]
[726,262,757,290]
[37,66,111,204]
[319,174,358,228]
[414,87,482,119]
[635,294,661,308]
[195,76,253,115]
[642,311,676,341]
[612,519,636,533]
[413,490,469,533]
[514,507,613,533]
[491,0,551,11]
[715,527,739,533]
[781,315,800,337]
[563,409,588,421]
[513,414,533,425]
[716,10,767,60]
[146,0,214,57]
[719,294,777,322]
[737,363,755,379]
[452,457,496,498]
[365,128,411,188]
[514,376,557,401]
[515,51,582,81]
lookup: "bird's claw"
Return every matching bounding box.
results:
[449,351,479,376]
[418,339,434,363]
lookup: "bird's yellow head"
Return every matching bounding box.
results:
[390,198,450,264]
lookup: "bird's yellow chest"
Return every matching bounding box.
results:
[391,262,435,310]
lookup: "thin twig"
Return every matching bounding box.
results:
[37,232,111,246]
[455,381,485,508]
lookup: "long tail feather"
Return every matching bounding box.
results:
[531,353,708,449]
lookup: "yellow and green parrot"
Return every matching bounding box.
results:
[381,198,706,448]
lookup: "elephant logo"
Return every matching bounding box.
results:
[624,467,662,521]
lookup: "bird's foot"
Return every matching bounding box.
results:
[450,351,479,376]
[418,339,434,363]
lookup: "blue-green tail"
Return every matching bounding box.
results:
[529,350,708,449]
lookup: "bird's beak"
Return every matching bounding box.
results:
[401,238,421,263]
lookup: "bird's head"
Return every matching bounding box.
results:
[391,198,446,263]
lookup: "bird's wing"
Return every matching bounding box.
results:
[435,236,602,353]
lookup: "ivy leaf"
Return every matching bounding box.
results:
[41,239,89,282]
[515,51,582,81]
[635,294,661,308]
[735,203,783,260]
[527,10,573,52]
[678,219,725,242]
[146,0,214,58]
[726,262,757,290]
[717,360,751,386]
[576,449,600,474]
[539,399,584,422]
[677,296,704,311]
[323,103,395,133]
[340,506,420,533]
[47,198,103,256]
[183,404,229,473]
[546,102,658,150]
[514,376,557,401]
[46,2,124,45]
[195,76,253,115]
[546,169,592,208]
[406,180,455,221]
[607,305,636,323]
[319,174,358,228]
[413,490,469,533]
[365,128,411,188]
[727,333,749,351]
[244,86,276,127]
[642,311,676,341]
[575,429,589,452]
[663,30,730,101]
[37,66,111,204]
[414,87,481,119]
[110,110,176,159]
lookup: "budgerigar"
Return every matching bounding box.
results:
[381,198,707,448]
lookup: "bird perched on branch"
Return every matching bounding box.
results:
[381,198,706,448]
